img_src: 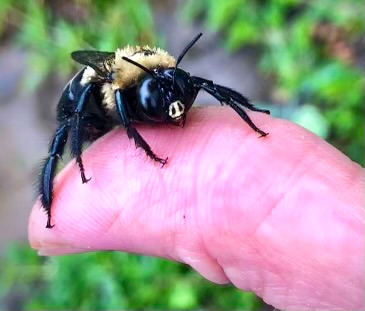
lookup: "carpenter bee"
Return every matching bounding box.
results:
[39,33,270,228]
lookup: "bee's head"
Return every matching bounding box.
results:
[135,67,195,124]
[122,33,203,125]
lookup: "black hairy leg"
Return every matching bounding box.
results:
[70,83,95,183]
[40,80,108,228]
[192,76,269,137]
[115,89,168,167]
[39,122,69,228]
[127,127,168,166]
[211,83,270,115]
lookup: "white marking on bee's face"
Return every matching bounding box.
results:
[169,101,185,119]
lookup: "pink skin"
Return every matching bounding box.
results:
[29,107,364,310]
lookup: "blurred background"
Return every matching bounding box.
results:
[0,0,363,310]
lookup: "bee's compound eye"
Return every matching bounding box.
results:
[137,78,166,122]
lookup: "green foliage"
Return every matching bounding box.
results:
[0,0,155,90]
[0,244,263,310]
[183,0,364,164]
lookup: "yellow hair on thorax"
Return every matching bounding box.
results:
[113,45,176,89]
[101,46,176,112]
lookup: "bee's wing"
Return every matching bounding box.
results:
[71,50,115,77]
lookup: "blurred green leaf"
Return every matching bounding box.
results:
[291,104,329,137]
[226,19,258,50]
[168,280,197,309]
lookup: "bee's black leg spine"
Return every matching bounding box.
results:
[115,89,168,166]
[39,122,69,228]
[213,84,271,115]
[70,83,95,183]
[192,76,269,136]
[223,100,268,137]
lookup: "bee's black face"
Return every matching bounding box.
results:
[137,68,196,124]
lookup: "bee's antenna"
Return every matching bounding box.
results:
[175,32,203,68]
[173,33,203,86]
[122,56,156,78]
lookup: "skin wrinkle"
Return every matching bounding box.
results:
[160,179,184,261]
[284,264,329,308]
[251,248,286,298]
[176,179,221,275]
[182,118,274,282]
[250,140,319,240]
[192,130,268,263]
[317,166,361,219]
[93,140,131,239]
[85,146,127,236]
[310,138,363,218]
[279,257,317,309]
[174,141,220,273]
[195,145,221,259]
[253,185,362,309]
[91,179,119,233]
[149,133,188,261]
[332,167,364,223]
[262,270,287,310]
[127,132,181,259]
[260,229,322,307]
[165,173,197,262]
[169,115,233,281]
[59,132,133,245]
[189,127,272,288]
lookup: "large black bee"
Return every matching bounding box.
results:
[39,33,270,228]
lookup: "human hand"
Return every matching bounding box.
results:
[29,107,364,310]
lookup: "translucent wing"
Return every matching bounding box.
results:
[71,50,115,77]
